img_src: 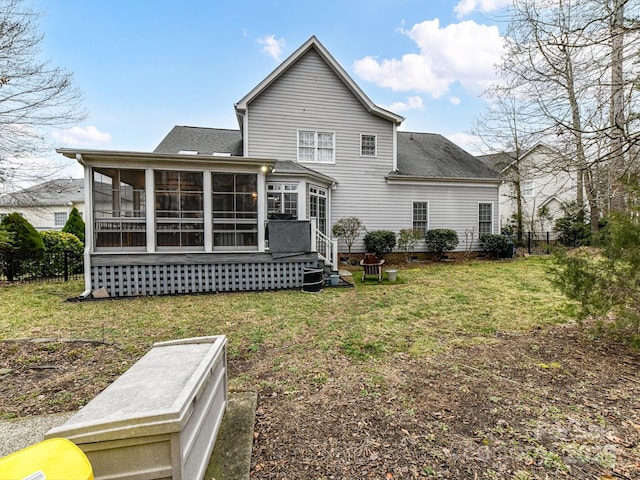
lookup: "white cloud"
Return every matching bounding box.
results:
[449,96,461,105]
[385,96,425,112]
[454,0,512,18]
[447,132,484,155]
[258,35,286,61]
[54,126,111,147]
[354,19,504,99]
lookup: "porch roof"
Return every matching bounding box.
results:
[57,148,275,170]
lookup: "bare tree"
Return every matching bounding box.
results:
[472,85,545,243]
[0,0,86,193]
[490,0,640,233]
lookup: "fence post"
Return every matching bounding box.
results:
[64,250,69,282]
[546,231,550,254]
[527,231,532,255]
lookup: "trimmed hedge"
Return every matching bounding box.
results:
[424,229,459,260]
[363,230,396,258]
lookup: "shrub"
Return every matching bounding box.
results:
[40,230,84,277]
[554,201,591,247]
[363,230,396,258]
[0,213,44,280]
[332,217,365,264]
[397,228,423,262]
[424,229,459,261]
[479,233,509,259]
[62,207,85,244]
[551,212,640,346]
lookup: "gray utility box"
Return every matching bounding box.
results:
[46,336,227,480]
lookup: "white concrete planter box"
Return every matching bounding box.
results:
[46,336,227,480]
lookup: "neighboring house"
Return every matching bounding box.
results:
[0,178,85,231]
[478,144,576,233]
[57,36,500,298]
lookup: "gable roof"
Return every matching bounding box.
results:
[476,151,516,173]
[154,126,243,156]
[0,178,85,207]
[476,143,560,174]
[234,36,404,126]
[393,132,501,182]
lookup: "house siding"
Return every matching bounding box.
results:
[246,48,499,252]
[246,49,396,243]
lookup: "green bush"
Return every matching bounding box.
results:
[554,201,591,247]
[397,228,423,262]
[40,230,84,277]
[479,233,509,259]
[0,213,44,280]
[424,229,459,261]
[62,207,85,244]
[551,212,640,346]
[363,230,396,258]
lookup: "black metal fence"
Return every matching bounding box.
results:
[518,231,560,255]
[0,250,84,283]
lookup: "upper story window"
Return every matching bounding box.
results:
[361,134,377,157]
[522,180,534,198]
[412,201,429,233]
[479,202,493,235]
[155,170,204,248]
[298,130,335,163]
[267,183,298,219]
[54,212,68,227]
[93,168,146,249]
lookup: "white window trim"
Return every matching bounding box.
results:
[297,130,336,164]
[360,134,377,157]
[522,180,534,198]
[478,201,494,235]
[412,201,429,233]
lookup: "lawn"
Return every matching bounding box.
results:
[1,257,639,479]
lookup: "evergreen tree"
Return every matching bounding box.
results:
[62,207,85,243]
[0,212,44,280]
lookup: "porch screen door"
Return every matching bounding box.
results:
[308,185,327,234]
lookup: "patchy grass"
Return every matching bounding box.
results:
[3,257,638,479]
[1,257,571,359]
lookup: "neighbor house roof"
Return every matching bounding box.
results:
[234,36,404,127]
[0,178,85,207]
[392,132,502,183]
[476,151,516,173]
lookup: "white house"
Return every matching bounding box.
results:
[0,178,85,231]
[56,36,501,297]
[478,144,576,233]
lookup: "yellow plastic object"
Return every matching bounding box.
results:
[0,437,93,480]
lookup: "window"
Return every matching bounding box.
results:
[522,180,534,198]
[212,173,258,248]
[361,134,376,157]
[267,183,298,219]
[413,202,429,233]
[93,168,146,248]
[155,171,204,248]
[479,203,493,235]
[54,212,68,227]
[298,131,335,163]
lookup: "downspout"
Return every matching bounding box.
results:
[78,154,92,298]
[392,123,398,172]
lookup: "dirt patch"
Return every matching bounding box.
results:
[1,325,639,479]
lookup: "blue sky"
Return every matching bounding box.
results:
[32,0,511,177]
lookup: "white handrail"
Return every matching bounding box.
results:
[310,218,337,270]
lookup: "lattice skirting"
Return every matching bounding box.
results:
[91,261,317,297]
